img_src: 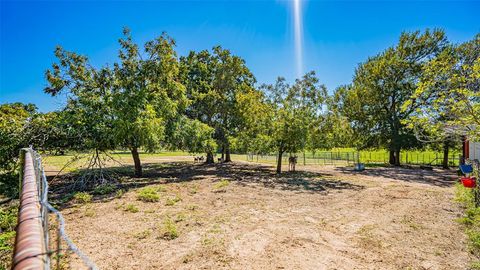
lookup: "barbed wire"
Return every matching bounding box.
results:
[29,148,99,270]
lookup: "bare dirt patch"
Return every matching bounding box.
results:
[50,159,470,269]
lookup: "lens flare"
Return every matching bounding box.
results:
[293,0,303,79]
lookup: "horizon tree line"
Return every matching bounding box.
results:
[1,27,478,192]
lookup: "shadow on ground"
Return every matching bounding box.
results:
[333,165,457,187]
[49,161,365,207]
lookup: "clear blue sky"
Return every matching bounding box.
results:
[1,0,479,112]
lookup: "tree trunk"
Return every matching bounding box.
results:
[394,149,401,166]
[131,147,142,177]
[224,145,232,162]
[206,151,214,164]
[442,141,449,169]
[276,150,283,174]
[389,150,395,165]
[221,145,225,161]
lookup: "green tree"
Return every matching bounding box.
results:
[179,46,256,163]
[112,29,186,176]
[233,88,273,155]
[405,35,479,138]
[263,72,327,173]
[0,103,37,197]
[338,29,448,165]
[172,116,217,157]
[45,28,186,177]
[404,34,479,167]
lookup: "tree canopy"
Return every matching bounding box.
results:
[337,29,448,165]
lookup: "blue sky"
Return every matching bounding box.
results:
[1,0,479,112]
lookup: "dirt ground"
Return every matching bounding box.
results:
[48,158,471,270]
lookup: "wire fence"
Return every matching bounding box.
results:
[13,148,98,270]
[245,150,461,167]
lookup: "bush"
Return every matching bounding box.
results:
[73,192,92,204]
[0,173,19,199]
[137,187,160,202]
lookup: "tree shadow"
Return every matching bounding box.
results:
[334,165,457,187]
[49,161,365,208]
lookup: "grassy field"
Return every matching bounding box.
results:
[238,148,461,167]
[42,151,191,172]
[41,147,461,175]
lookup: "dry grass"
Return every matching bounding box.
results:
[43,156,471,270]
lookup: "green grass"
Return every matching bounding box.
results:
[137,187,160,202]
[0,203,17,270]
[92,183,116,195]
[73,192,92,204]
[213,179,230,191]
[234,147,460,167]
[124,204,139,213]
[160,217,179,240]
[454,183,480,267]
[165,195,182,206]
[42,150,191,172]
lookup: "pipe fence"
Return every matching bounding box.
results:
[12,148,98,270]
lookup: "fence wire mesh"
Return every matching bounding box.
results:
[244,150,460,167]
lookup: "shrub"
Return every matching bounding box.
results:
[160,217,178,240]
[73,192,92,204]
[137,187,160,202]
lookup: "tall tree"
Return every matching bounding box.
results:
[263,72,327,173]
[179,46,256,163]
[405,34,480,138]
[112,29,186,176]
[233,88,273,155]
[45,28,186,177]
[404,34,479,166]
[338,29,448,165]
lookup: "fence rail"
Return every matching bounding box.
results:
[245,150,461,167]
[12,148,98,270]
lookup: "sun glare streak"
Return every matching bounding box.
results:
[293,0,303,79]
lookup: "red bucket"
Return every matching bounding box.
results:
[461,177,476,188]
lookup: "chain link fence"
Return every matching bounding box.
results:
[244,150,461,167]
